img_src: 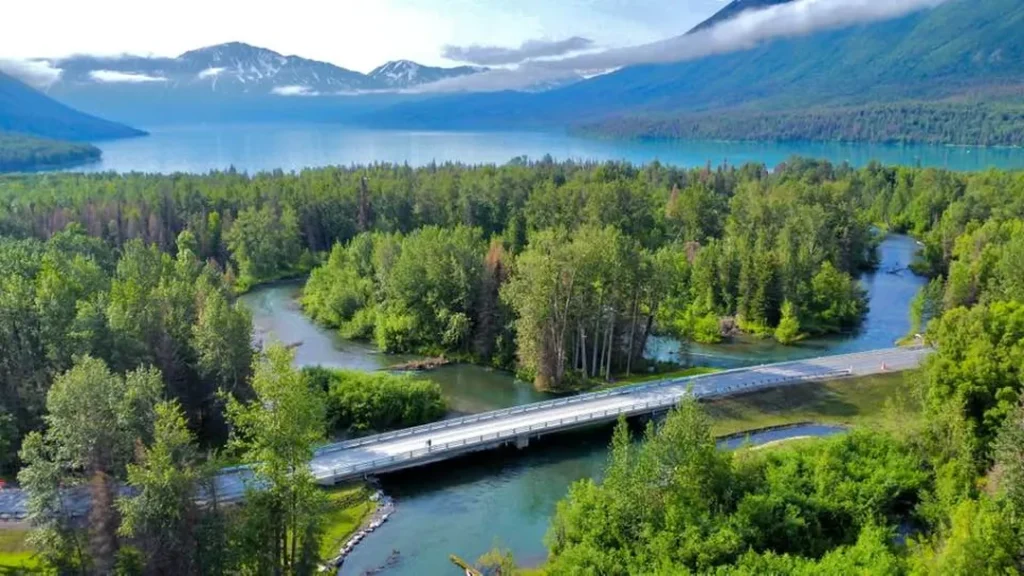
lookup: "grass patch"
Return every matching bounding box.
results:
[0,528,40,572]
[568,366,722,392]
[705,371,919,438]
[616,366,721,385]
[319,484,376,561]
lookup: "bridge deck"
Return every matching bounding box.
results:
[0,347,929,519]
[294,347,926,488]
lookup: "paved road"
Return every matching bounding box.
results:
[1,346,929,519]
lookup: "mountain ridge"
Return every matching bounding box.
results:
[0,70,146,141]
[362,0,1024,135]
[45,42,488,94]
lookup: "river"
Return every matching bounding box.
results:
[238,233,926,576]
[74,124,1024,174]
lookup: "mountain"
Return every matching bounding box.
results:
[365,0,1024,135]
[0,71,145,141]
[367,60,486,89]
[35,42,487,126]
[47,43,487,96]
[51,42,371,94]
[687,0,792,33]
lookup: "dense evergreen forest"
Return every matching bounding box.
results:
[0,132,101,173]
[581,101,1024,147]
[2,158,1024,573]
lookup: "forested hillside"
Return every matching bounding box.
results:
[0,131,101,172]
[0,71,145,141]
[581,100,1024,146]
[2,157,1024,572]
[368,0,1024,145]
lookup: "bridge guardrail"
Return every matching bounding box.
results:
[318,368,854,483]
[314,347,925,457]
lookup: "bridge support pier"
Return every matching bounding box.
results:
[515,435,530,449]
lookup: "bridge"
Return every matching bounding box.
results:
[219,346,930,498]
[0,347,929,518]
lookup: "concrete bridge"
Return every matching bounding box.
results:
[293,347,928,490]
[0,346,930,519]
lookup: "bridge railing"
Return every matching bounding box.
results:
[317,368,853,483]
[314,347,923,457]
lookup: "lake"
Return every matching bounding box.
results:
[239,234,926,576]
[77,123,1024,174]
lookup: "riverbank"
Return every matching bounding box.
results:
[0,526,37,572]
[705,371,918,437]
[240,234,931,576]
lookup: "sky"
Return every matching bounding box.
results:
[0,0,729,72]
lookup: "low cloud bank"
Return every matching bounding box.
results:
[442,37,594,66]
[198,67,225,79]
[271,85,319,96]
[90,70,167,83]
[0,59,63,89]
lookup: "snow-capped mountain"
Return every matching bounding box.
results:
[368,60,486,89]
[45,42,487,95]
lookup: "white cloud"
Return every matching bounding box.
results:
[0,0,715,74]
[0,59,63,89]
[413,0,951,93]
[443,37,595,66]
[271,85,319,96]
[197,67,225,79]
[89,69,167,83]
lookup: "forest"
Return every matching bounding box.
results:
[1,157,1024,573]
[533,156,1024,574]
[581,101,1024,147]
[0,132,101,173]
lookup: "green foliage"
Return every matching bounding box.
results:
[319,485,375,561]
[477,545,518,575]
[908,278,944,337]
[907,497,1020,575]
[583,101,1024,147]
[503,226,650,390]
[226,205,302,288]
[117,401,205,575]
[0,227,254,455]
[994,403,1024,516]
[225,344,328,575]
[922,301,1024,447]
[18,356,162,574]
[304,226,490,357]
[302,241,374,329]
[774,300,802,344]
[304,367,446,435]
[0,409,15,475]
[692,312,723,344]
[0,131,100,173]
[808,261,867,333]
[547,401,931,574]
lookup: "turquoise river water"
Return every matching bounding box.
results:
[239,233,926,575]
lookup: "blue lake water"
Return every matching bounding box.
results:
[77,123,1024,174]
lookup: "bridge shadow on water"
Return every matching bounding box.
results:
[376,420,625,501]
[341,411,851,576]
